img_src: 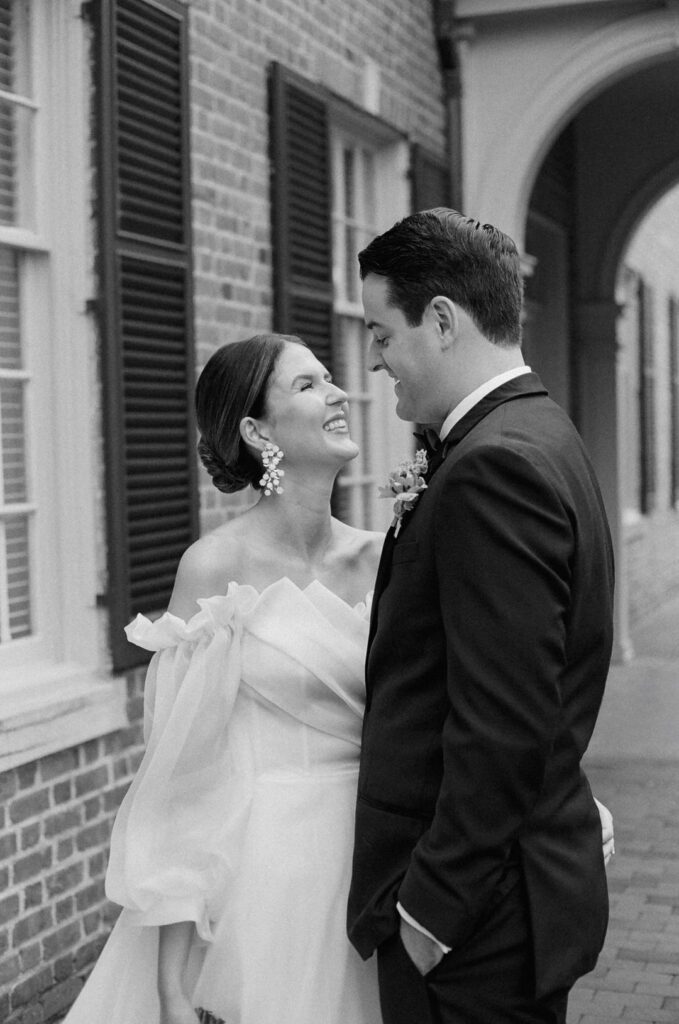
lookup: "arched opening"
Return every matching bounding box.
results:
[521,53,679,660]
[615,188,679,654]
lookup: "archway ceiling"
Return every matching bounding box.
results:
[572,55,679,296]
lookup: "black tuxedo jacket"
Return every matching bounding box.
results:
[348,374,614,997]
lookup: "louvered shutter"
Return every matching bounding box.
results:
[411,144,450,212]
[638,278,656,515]
[96,0,197,670]
[269,63,334,373]
[669,296,679,509]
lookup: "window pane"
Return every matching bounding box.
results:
[4,515,31,639]
[0,246,21,368]
[1,377,27,502]
[0,0,34,229]
[0,239,31,646]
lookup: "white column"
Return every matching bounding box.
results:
[574,299,633,663]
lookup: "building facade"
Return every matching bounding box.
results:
[1,0,679,1019]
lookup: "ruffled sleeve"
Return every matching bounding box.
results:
[105,589,253,941]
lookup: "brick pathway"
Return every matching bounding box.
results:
[568,759,679,1024]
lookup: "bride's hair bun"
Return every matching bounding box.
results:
[196,438,251,494]
[195,334,305,493]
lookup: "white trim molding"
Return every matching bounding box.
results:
[465,8,679,246]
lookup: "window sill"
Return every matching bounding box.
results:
[0,664,129,772]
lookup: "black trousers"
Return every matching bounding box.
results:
[376,872,568,1024]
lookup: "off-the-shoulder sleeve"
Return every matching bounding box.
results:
[106,590,252,941]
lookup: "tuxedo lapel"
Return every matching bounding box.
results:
[367,527,396,657]
[366,373,548,673]
[440,372,547,456]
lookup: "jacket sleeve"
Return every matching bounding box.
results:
[397,443,573,947]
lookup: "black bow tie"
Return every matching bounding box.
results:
[413,427,441,459]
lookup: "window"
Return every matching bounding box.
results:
[269,64,448,530]
[1,0,128,770]
[0,0,37,648]
[331,127,412,529]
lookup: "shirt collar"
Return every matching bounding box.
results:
[439,366,532,441]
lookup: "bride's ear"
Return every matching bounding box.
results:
[240,416,269,454]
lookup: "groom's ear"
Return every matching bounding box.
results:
[429,296,458,350]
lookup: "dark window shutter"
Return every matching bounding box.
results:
[269,63,334,374]
[638,278,656,515]
[669,295,679,509]
[96,0,197,670]
[411,144,450,212]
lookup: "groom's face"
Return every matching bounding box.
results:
[362,273,444,425]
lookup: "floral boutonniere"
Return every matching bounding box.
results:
[378,449,428,537]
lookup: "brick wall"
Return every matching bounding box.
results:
[189,0,446,532]
[0,670,145,1024]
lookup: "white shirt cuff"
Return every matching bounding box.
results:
[396,902,452,954]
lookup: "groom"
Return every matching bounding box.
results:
[347,209,614,1023]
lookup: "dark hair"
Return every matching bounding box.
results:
[358,207,523,346]
[195,333,305,493]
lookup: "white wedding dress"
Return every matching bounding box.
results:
[63,577,381,1024]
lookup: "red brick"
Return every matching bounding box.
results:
[9,964,52,1006]
[43,807,81,838]
[82,739,101,765]
[82,909,101,936]
[39,747,79,781]
[23,883,42,911]
[0,953,21,985]
[0,894,20,926]
[45,862,84,898]
[42,920,82,960]
[74,766,108,798]
[20,823,41,850]
[12,907,53,947]
[83,796,101,821]
[13,848,51,885]
[103,783,129,812]
[9,790,50,825]
[55,896,74,924]
[75,821,110,852]
[42,975,83,1017]
[75,880,105,913]
[0,833,18,860]
[74,934,106,971]
[52,780,71,804]
[56,837,74,862]
[88,851,106,878]
[10,1004,44,1024]
[16,764,37,790]
[18,943,40,972]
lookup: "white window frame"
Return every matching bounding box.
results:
[0,0,127,772]
[330,114,413,531]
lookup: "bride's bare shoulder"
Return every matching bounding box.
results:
[168,519,247,619]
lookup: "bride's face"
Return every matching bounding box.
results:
[261,343,359,467]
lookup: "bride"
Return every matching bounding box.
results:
[63,333,612,1024]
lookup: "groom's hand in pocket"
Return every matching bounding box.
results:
[399,918,445,976]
